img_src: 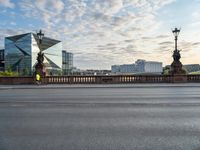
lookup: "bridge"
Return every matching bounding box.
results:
[0,74,200,84]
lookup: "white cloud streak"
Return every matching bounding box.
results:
[0,0,15,8]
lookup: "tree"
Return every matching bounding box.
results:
[162,66,170,75]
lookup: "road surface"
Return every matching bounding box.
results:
[0,84,200,150]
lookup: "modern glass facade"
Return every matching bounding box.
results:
[62,50,73,75]
[0,49,4,61]
[5,33,62,76]
[0,49,4,71]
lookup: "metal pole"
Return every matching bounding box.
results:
[175,35,177,51]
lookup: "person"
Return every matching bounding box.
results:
[35,73,41,85]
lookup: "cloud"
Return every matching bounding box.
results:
[159,41,173,45]
[156,35,170,39]
[0,0,15,8]
[0,28,27,48]
[90,0,123,17]
[178,41,200,53]
[51,0,64,13]
[19,0,66,29]
[103,0,123,15]
[35,0,64,13]
[192,42,200,46]
[1,0,183,69]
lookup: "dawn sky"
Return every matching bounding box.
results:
[0,0,200,69]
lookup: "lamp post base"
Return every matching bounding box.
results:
[34,63,46,84]
[170,61,187,83]
[35,63,45,76]
[172,74,187,83]
[170,60,186,75]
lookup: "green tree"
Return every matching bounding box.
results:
[0,66,19,77]
[162,66,170,75]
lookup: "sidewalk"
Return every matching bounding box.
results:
[0,83,200,89]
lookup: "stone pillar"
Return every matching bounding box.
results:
[172,74,187,83]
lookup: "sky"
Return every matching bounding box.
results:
[0,0,200,69]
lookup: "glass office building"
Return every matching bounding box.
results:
[0,49,4,71]
[5,33,62,76]
[62,50,73,75]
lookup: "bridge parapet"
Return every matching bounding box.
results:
[0,75,199,84]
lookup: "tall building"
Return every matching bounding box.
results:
[0,49,4,71]
[112,59,163,74]
[62,50,73,75]
[4,33,62,76]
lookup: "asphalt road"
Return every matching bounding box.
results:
[0,84,200,150]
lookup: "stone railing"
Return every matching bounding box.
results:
[0,76,34,85]
[187,74,200,82]
[45,75,173,84]
[0,74,200,85]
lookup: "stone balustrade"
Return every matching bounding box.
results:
[0,74,200,84]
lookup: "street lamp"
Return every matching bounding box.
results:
[172,27,181,51]
[35,29,45,78]
[36,30,44,64]
[37,29,44,45]
[171,28,181,62]
[170,27,186,75]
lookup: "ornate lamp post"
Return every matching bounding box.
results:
[170,27,186,75]
[172,27,180,51]
[35,30,45,77]
[37,30,44,46]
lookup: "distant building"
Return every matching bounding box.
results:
[111,59,163,74]
[135,59,145,72]
[120,64,136,73]
[111,64,136,74]
[183,64,200,73]
[80,69,111,76]
[4,33,62,76]
[0,49,4,71]
[136,59,163,74]
[71,67,81,75]
[111,65,120,74]
[62,50,73,75]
